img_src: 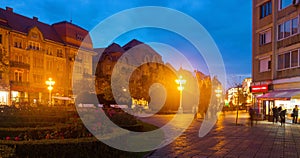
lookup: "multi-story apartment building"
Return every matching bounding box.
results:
[252,0,300,117]
[0,7,95,106]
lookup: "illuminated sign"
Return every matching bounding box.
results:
[251,85,269,93]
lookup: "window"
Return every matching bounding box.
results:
[259,29,271,45]
[278,23,284,40]
[292,18,298,34]
[278,54,284,70]
[46,47,53,55]
[277,50,300,70]
[278,17,299,40]
[28,41,40,50]
[76,33,84,41]
[15,55,23,63]
[57,49,63,58]
[279,0,293,10]
[284,53,290,68]
[14,39,22,48]
[291,50,299,67]
[260,1,272,18]
[259,58,271,72]
[14,71,23,82]
[284,20,291,37]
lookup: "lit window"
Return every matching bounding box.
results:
[14,71,23,82]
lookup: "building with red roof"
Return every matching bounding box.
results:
[0,7,95,106]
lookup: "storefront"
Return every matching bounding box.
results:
[251,84,270,114]
[257,89,300,120]
[0,91,9,105]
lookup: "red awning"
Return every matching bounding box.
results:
[257,89,300,99]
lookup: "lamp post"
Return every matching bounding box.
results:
[46,78,55,107]
[215,87,223,117]
[176,75,186,114]
[236,84,241,125]
[215,87,222,106]
[215,87,222,100]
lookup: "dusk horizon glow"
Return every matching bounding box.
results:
[0,1,252,84]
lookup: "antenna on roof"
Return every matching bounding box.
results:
[70,11,73,23]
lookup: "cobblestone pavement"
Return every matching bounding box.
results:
[141,111,300,158]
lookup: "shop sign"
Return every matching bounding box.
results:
[251,85,269,93]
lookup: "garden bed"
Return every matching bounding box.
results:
[0,137,149,158]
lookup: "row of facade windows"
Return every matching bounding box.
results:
[259,17,298,45]
[260,1,272,19]
[278,17,298,40]
[260,0,294,19]
[11,40,65,58]
[259,49,300,72]
[278,49,300,70]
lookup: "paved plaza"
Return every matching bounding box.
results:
[141,111,300,158]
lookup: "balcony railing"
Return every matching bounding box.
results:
[10,61,30,70]
[10,81,30,87]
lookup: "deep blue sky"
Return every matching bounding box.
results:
[0,0,252,82]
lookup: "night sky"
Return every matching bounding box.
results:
[0,0,252,85]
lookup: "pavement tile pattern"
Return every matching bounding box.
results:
[143,111,300,158]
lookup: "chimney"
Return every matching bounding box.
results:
[6,7,13,12]
[33,16,38,21]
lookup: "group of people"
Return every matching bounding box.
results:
[272,105,299,125]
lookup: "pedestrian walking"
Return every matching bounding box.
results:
[279,109,286,126]
[292,105,298,124]
[272,106,279,123]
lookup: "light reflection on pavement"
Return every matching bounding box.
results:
[141,111,300,158]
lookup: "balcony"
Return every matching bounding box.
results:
[10,81,30,87]
[277,34,300,49]
[10,61,30,70]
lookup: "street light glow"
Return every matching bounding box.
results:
[46,78,55,106]
[215,87,222,98]
[175,75,186,113]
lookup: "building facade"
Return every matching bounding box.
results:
[0,7,95,106]
[252,0,300,117]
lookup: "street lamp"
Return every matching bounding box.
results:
[215,87,222,99]
[45,78,55,106]
[215,87,222,107]
[175,75,186,113]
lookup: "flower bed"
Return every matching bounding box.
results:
[0,137,149,158]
